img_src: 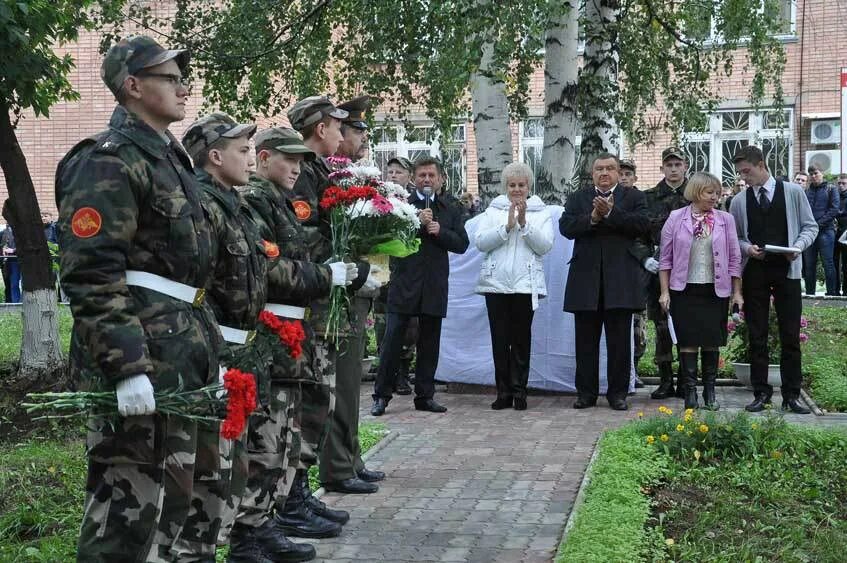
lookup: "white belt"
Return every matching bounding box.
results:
[263,303,306,319]
[125,270,206,307]
[219,325,256,345]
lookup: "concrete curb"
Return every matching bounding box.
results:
[800,388,824,416]
[557,435,602,548]
[313,429,399,500]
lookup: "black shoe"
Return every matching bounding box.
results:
[745,394,772,412]
[513,397,527,411]
[394,376,412,395]
[323,477,379,494]
[292,470,350,524]
[371,397,388,416]
[228,523,278,563]
[679,352,699,410]
[273,504,342,539]
[254,519,316,562]
[573,397,596,409]
[490,397,512,410]
[634,376,645,389]
[782,398,811,414]
[609,398,629,411]
[651,362,675,399]
[414,398,447,413]
[357,467,385,482]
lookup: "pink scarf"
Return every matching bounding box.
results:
[691,207,714,239]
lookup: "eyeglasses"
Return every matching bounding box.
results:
[135,72,190,90]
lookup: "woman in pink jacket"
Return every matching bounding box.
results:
[658,172,744,410]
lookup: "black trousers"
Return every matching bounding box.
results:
[573,309,632,402]
[373,312,442,401]
[834,228,847,295]
[742,260,803,399]
[484,293,534,400]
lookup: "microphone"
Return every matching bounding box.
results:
[423,186,433,209]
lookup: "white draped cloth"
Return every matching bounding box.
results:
[435,205,635,393]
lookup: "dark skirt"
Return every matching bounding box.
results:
[669,283,729,348]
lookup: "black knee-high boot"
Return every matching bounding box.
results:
[679,351,699,410]
[700,350,720,410]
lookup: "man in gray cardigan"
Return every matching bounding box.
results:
[729,146,818,414]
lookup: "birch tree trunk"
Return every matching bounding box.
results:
[577,0,621,184]
[471,30,513,205]
[537,1,580,205]
[0,107,64,387]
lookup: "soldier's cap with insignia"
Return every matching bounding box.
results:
[101,35,190,97]
[337,95,372,130]
[286,96,349,131]
[181,113,256,162]
[620,159,637,172]
[662,146,687,162]
[254,127,316,161]
[387,156,414,172]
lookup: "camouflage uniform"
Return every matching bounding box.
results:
[238,171,334,528]
[170,111,269,560]
[56,55,223,562]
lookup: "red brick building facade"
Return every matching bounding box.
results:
[2,0,846,213]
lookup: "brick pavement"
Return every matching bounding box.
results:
[303,383,843,562]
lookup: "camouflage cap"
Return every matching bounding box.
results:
[101,35,190,97]
[387,156,414,172]
[662,146,686,162]
[619,159,637,172]
[337,95,372,130]
[286,96,349,131]
[254,127,316,161]
[181,113,256,162]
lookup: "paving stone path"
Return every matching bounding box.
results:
[304,383,844,562]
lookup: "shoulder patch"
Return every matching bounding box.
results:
[292,200,311,221]
[71,207,102,238]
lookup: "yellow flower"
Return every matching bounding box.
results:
[684,414,693,423]
[751,423,759,430]
[664,408,673,415]
[660,434,669,442]
[646,435,655,445]
[698,424,709,433]
[676,424,685,432]
[665,538,675,546]
[684,408,694,416]
[687,431,693,436]
[658,406,668,414]
[637,411,644,418]
[693,449,701,460]
[771,450,783,459]
[47,466,56,475]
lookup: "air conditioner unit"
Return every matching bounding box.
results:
[810,120,840,145]
[805,150,841,174]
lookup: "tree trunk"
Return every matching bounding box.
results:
[0,106,64,384]
[577,0,621,184]
[537,1,580,205]
[471,27,513,206]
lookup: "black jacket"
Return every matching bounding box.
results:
[560,185,650,312]
[387,192,469,317]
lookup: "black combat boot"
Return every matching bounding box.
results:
[700,350,720,411]
[679,351,699,410]
[273,471,342,539]
[228,522,279,563]
[650,362,675,399]
[294,469,350,523]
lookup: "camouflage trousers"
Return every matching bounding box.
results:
[633,310,648,362]
[169,421,248,561]
[236,384,301,528]
[77,414,197,563]
[298,342,336,470]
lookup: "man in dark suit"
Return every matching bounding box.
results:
[371,156,469,416]
[560,153,650,410]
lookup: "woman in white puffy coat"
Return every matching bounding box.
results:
[475,162,554,411]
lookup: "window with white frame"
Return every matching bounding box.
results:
[370,123,467,196]
[519,118,581,186]
[687,0,796,41]
[683,108,793,187]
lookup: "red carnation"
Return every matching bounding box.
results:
[220,368,257,439]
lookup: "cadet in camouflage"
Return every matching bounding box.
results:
[55,36,223,562]
[238,127,352,544]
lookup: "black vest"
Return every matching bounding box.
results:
[747,180,788,262]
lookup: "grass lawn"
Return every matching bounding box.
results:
[0,421,387,562]
[558,408,847,563]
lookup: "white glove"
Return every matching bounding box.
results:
[362,274,383,292]
[329,262,357,287]
[643,257,660,274]
[115,374,156,417]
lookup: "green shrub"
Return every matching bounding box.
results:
[806,356,847,412]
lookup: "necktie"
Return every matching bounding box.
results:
[758,187,770,211]
[596,189,612,198]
